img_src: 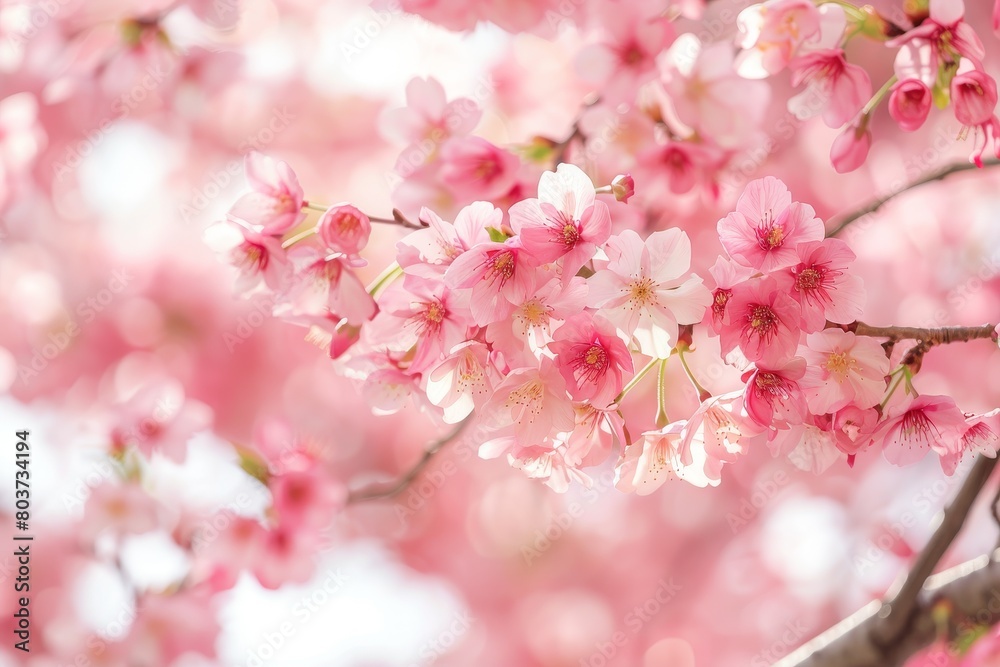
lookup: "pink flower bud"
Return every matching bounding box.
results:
[830,123,871,173]
[888,79,932,132]
[951,70,999,127]
[318,204,371,255]
[611,173,635,203]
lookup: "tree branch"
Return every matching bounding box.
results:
[826,158,1000,238]
[831,322,997,345]
[776,455,1000,667]
[345,417,472,503]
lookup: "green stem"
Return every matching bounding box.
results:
[616,356,660,404]
[863,75,898,116]
[303,202,328,212]
[281,226,318,249]
[655,358,670,429]
[677,347,711,403]
[366,262,403,297]
[879,367,906,410]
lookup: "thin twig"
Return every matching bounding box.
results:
[826,158,1000,237]
[346,417,472,503]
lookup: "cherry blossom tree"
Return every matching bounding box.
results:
[4,0,1000,665]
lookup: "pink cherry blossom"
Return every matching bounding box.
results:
[888,0,985,88]
[659,34,771,149]
[81,482,161,541]
[574,4,675,103]
[636,140,726,196]
[611,173,635,203]
[951,69,999,127]
[439,136,520,201]
[251,526,319,589]
[379,76,481,147]
[509,163,612,276]
[445,236,537,326]
[279,246,377,326]
[227,152,305,236]
[677,391,765,484]
[717,176,824,272]
[735,0,823,79]
[127,591,220,664]
[270,468,347,532]
[318,204,371,256]
[888,79,933,132]
[588,228,712,358]
[218,221,292,294]
[719,276,801,365]
[830,122,872,173]
[549,313,633,409]
[741,356,807,428]
[940,409,1000,475]
[110,380,212,463]
[774,238,866,332]
[377,275,471,374]
[397,202,497,277]
[799,329,889,414]
[506,444,593,493]
[789,49,872,129]
[615,421,689,495]
[562,404,627,468]
[484,270,589,355]
[831,405,879,456]
[703,257,754,335]
[876,394,966,467]
[481,360,576,445]
[426,341,496,423]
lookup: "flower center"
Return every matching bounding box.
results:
[629,278,657,306]
[900,410,938,443]
[425,301,445,323]
[485,250,516,286]
[339,213,361,235]
[562,223,580,246]
[584,345,607,368]
[755,224,784,250]
[712,289,730,322]
[825,351,851,377]
[747,304,777,336]
[795,267,824,290]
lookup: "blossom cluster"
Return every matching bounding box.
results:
[378,0,1000,220]
[217,157,1000,497]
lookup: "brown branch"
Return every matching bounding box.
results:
[826,158,1000,238]
[777,455,1000,667]
[832,321,997,345]
[345,417,471,503]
